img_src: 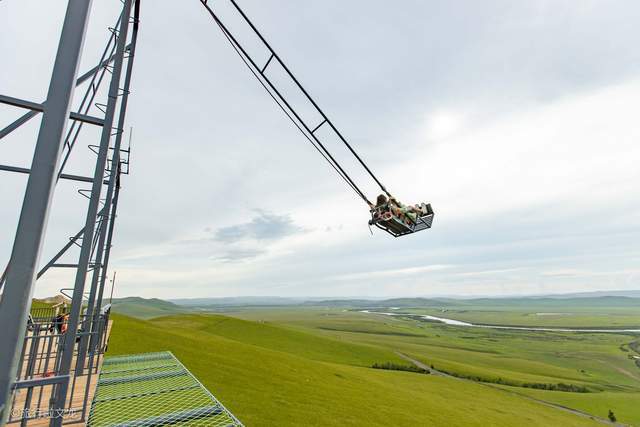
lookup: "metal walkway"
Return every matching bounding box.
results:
[87,352,243,426]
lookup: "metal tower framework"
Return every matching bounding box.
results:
[0,0,432,424]
[0,0,140,425]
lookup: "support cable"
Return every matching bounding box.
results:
[199,0,375,205]
[229,0,390,197]
[210,15,364,202]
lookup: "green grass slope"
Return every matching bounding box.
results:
[227,307,640,424]
[154,314,399,366]
[107,314,600,426]
[495,386,640,426]
[109,297,186,319]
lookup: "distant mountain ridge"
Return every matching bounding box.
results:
[303,298,454,308]
[167,293,640,309]
[541,290,640,298]
[302,296,640,308]
[169,296,308,307]
[110,297,186,319]
[38,290,640,320]
[36,295,71,306]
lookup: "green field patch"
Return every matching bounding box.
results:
[152,314,402,367]
[317,326,428,337]
[185,306,640,423]
[305,313,638,391]
[405,306,640,328]
[494,386,640,426]
[108,313,601,426]
[110,297,187,319]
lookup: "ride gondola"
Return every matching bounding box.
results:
[369,197,434,237]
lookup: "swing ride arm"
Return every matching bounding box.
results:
[198,0,434,236]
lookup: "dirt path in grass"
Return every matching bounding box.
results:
[610,364,640,382]
[396,352,623,426]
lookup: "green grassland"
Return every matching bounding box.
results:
[394,306,640,328]
[223,307,640,425]
[495,386,640,424]
[336,296,640,328]
[109,296,187,319]
[106,308,639,426]
[30,299,54,309]
[109,295,640,328]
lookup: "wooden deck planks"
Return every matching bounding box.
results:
[10,321,112,426]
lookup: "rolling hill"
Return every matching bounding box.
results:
[109,297,187,319]
[106,313,602,426]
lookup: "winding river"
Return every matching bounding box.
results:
[360,310,640,333]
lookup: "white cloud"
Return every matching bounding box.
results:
[389,79,640,223]
[423,111,464,141]
[333,264,453,282]
[2,1,640,299]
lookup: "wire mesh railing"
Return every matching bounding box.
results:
[7,306,111,424]
[88,351,243,427]
[29,305,68,322]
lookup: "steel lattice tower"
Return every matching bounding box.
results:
[0,1,140,425]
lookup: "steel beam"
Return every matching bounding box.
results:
[0,164,100,184]
[13,375,70,390]
[76,44,131,86]
[0,111,38,140]
[0,1,93,423]
[51,2,132,424]
[0,94,104,127]
[37,227,85,280]
[0,43,130,140]
[0,209,108,292]
[87,0,140,357]
[95,165,122,319]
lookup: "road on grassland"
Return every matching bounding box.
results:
[396,352,624,427]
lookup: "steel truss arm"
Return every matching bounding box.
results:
[0,44,131,140]
[31,204,108,285]
[0,94,104,127]
[201,1,367,201]
[77,44,132,86]
[199,0,388,204]
[0,164,107,184]
[36,229,85,279]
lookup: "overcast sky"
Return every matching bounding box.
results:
[2,0,640,299]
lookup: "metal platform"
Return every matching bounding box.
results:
[8,308,112,426]
[371,203,435,237]
[88,352,243,426]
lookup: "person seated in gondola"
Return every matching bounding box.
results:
[371,194,429,225]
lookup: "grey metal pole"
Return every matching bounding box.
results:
[94,8,140,326]
[76,180,115,363]
[0,1,93,424]
[82,9,138,358]
[95,165,122,318]
[50,1,132,424]
[109,271,117,304]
